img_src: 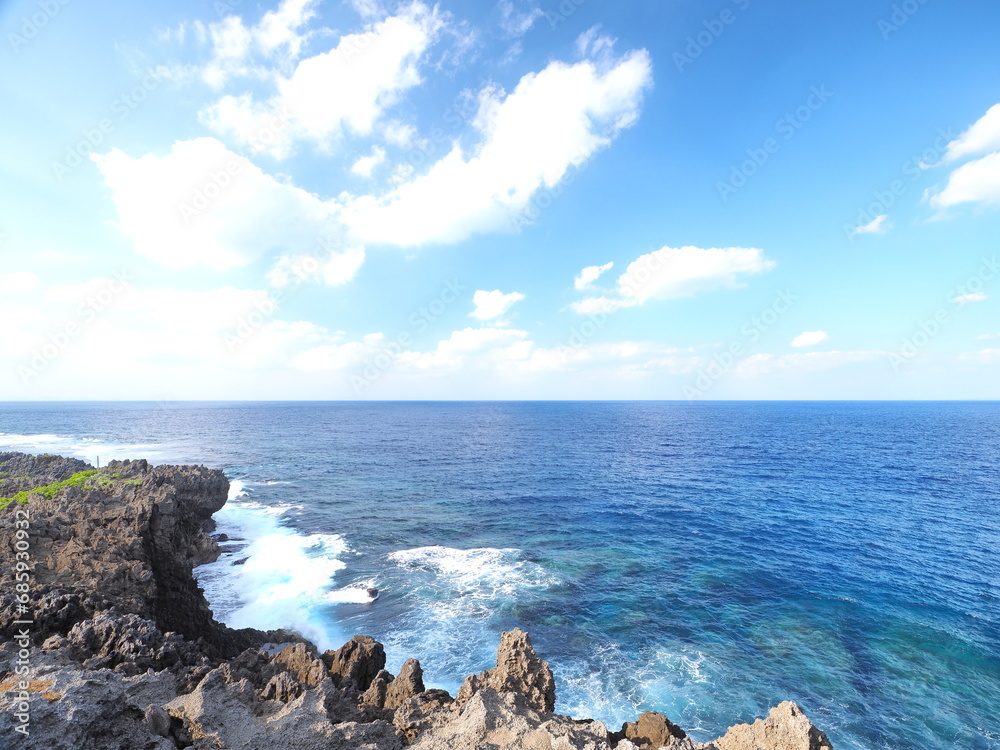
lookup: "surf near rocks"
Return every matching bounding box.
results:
[0,453,834,749]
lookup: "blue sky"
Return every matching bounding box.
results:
[1,0,999,399]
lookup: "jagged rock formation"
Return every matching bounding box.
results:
[0,453,835,749]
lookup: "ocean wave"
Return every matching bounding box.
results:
[195,481,352,650]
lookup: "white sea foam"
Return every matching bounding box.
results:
[195,482,352,650]
[0,432,166,466]
[388,545,559,602]
[556,641,720,738]
[325,582,379,604]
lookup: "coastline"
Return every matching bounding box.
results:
[0,452,833,749]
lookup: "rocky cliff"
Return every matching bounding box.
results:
[0,453,834,750]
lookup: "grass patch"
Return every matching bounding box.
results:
[0,470,144,510]
[0,470,99,511]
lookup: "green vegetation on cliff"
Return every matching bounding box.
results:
[0,469,143,510]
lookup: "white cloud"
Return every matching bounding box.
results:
[574,261,613,290]
[735,350,884,377]
[292,332,388,371]
[976,332,1000,341]
[569,296,623,316]
[944,103,1000,163]
[199,0,320,88]
[791,330,829,348]
[498,0,543,37]
[0,271,40,292]
[201,2,443,158]
[470,289,526,321]
[93,137,345,273]
[953,292,989,305]
[852,214,892,236]
[382,121,417,147]
[931,152,1000,210]
[575,246,774,313]
[341,44,653,245]
[351,146,387,177]
[958,348,1000,364]
[4,277,344,378]
[268,246,366,288]
[576,26,617,59]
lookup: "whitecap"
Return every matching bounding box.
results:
[195,483,352,650]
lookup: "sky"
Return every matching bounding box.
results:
[1,0,999,400]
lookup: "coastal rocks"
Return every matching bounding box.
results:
[456,628,556,714]
[362,659,425,712]
[0,454,287,657]
[63,608,205,674]
[400,630,615,750]
[614,712,695,749]
[707,702,834,750]
[324,635,387,692]
[163,655,401,750]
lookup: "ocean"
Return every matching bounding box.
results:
[1,401,998,749]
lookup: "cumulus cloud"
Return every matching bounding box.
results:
[267,246,366,288]
[931,152,1000,210]
[350,146,387,177]
[200,0,320,88]
[943,103,1000,163]
[573,246,775,313]
[791,330,829,348]
[928,104,1000,211]
[470,289,526,321]
[340,40,653,245]
[574,261,613,290]
[92,138,360,281]
[200,2,443,157]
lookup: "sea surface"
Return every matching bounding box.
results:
[1,401,998,749]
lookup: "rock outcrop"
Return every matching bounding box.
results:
[707,702,834,750]
[0,453,835,750]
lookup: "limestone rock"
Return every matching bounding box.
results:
[385,658,425,710]
[614,711,694,749]
[324,635,387,691]
[708,702,834,750]
[457,628,556,714]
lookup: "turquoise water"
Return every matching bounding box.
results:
[1,401,998,748]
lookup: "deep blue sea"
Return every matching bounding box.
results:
[1,402,998,749]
